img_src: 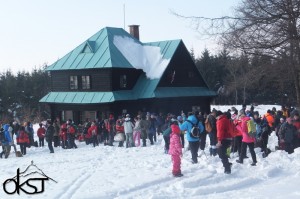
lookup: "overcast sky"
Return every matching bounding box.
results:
[0,0,238,74]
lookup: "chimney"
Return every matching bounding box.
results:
[128,25,140,40]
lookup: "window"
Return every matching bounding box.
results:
[120,75,127,88]
[82,76,91,89]
[80,111,96,123]
[188,71,194,78]
[62,110,73,121]
[70,76,78,90]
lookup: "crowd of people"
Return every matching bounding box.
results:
[0,105,299,177]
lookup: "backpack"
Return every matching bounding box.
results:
[205,117,212,133]
[247,119,256,137]
[187,120,200,138]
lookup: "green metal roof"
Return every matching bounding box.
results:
[40,87,216,104]
[46,27,181,71]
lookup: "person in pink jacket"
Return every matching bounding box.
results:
[169,120,183,177]
[235,113,257,166]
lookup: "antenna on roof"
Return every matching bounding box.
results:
[123,4,126,29]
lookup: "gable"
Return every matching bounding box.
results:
[81,41,95,53]
[157,41,208,88]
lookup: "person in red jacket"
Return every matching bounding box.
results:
[67,120,77,149]
[231,111,244,158]
[216,111,233,174]
[37,123,46,147]
[17,126,30,155]
[235,113,257,166]
[87,122,98,147]
[60,122,68,149]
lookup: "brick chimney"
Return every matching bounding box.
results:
[128,25,140,40]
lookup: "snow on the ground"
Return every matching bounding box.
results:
[1,105,300,199]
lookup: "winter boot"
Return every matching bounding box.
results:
[236,159,243,164]
[224,164,232,174]
[212,149,217,156]
[173,173,184,177]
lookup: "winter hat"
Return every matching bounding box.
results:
[239,109,245,116]
[171,118,177,122]
[126,114,130,117]
[216,111,223,117]
[177,116,183,121]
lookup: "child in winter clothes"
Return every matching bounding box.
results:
[88,122,98,147]
[235,114,257,166]
[133,116,141,147]
[169,120,183,177]
[116,119,125,147]
[37,123,46,147]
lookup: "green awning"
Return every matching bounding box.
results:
[40,87,216,104]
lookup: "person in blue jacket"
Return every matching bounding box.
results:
[180,112,204,164]
[0,124,12,159]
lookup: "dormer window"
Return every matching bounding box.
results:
[70,76,78,90]
[120,75,127,88]
[82,76,91,89]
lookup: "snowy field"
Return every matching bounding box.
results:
[1,105,300,199]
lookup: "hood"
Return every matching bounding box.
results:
[3,124,9,131]
[187,115,198,124]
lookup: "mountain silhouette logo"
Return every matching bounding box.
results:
[3,161,57,195]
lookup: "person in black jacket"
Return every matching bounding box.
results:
[46,120,55,153]
[279,117,298,154]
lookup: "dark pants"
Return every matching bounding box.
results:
[218,140,231,172]
[20,143,27,155]
[61,140,67,149]
[163,135,170,152]
[180,133,185,148]
[209,131,217,146]
[261,132,269,154]
[108,132,114,146]
[148,133,154,145]
[239,142,257,163]
[53,136,60,147]
[285,142,294,154]
[68,134,77,149]
[153,131,157,142]
[0,145,11,158]
[92,135,98,147]
[199,133,207,150]
[39,137,44,147]
[231,136,242,156]
[48,138,54,153]
[189,141,200,163]
[142,137,147,146]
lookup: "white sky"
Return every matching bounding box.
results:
[0,0,238,74]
